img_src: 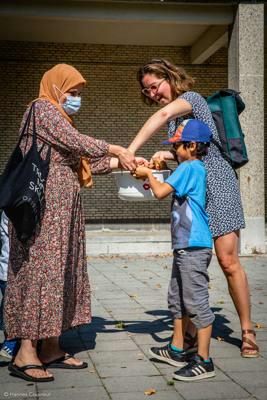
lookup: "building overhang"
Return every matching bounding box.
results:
[0,0,235,63]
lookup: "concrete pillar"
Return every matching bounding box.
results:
[228,4,265,254]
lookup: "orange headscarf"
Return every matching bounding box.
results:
[38,64,93,188]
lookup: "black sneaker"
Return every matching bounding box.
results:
[172,354,215,381]
[149,344,188,367]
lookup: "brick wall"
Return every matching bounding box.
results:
[0,41,228,223]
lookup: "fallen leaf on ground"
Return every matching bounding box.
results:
[115,321,126,329]
[144,388,156,395]
[255,323,264,329]
[129,294,138,299]
[217,300,225,304]
[89,369,95,373]
[122,265,128,268]
[155,284,161,288]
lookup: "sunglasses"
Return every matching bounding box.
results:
[141,79,165,98]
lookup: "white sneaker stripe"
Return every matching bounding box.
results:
[194,367,202,375]
[159,349,169,358]
[164,350,170,359]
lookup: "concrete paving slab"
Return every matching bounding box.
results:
[174,380,251,399]
[229,371,267,391]
[92,331,134,341]
[0,382,37,399]
[215,357,267,372]
[110,391,184,400]
[36,369,102,391]
[252,387,267,400]
[97,360,160,378]
[102,375,175,393]
[1,254,267,400]
[38,386,110,400]
[94,339,140,352]
[90,350,150,365]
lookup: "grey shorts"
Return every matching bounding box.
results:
[168,247,214,329]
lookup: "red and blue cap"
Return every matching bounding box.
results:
[162,119,212,145]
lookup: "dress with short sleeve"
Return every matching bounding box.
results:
[168,91,245,238]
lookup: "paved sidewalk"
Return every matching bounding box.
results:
[0,254,267,400]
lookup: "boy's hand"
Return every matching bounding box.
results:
[149,150,175,167]
[135,157,150,167]
[133,166,151,179]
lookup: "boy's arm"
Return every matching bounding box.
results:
[134,167,173,200]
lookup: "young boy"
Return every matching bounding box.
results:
[134,119,215,381]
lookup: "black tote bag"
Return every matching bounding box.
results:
[0,103,51,243]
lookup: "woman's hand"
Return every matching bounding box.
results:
[118,148,137,171]
[108,145,137,171]
[149,150,175,167]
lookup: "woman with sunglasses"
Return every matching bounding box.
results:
[128,58,259,358]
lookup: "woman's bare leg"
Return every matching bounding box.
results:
[214,231,258,355]
[39,336,84,366]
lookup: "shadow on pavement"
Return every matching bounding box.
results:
[27,306,241,357]
[212,307,241,349]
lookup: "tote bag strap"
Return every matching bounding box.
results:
[38,141,52,162]
[18,102,37,151]
[19,103,51,162]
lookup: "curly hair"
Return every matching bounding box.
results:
[137,58,195,106]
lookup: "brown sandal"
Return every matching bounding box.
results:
[241,329,259,358]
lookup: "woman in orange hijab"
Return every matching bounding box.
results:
[5,64,136,382]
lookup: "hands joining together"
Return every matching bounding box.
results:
[116,148,171,180]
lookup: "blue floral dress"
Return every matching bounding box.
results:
[168,91,245,238]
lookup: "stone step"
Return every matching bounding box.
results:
[85,229,171,255]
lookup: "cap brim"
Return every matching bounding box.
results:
[162,140,172,145]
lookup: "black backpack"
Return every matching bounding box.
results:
[206,89,248,169]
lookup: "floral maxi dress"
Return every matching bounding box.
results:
[4,100,111,340]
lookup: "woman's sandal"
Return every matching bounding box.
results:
[184,332,198,354]
[8,363,54,382]
[241,329,259,358]
[43,354,88,369]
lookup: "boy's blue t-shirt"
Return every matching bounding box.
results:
[165,159,212,250]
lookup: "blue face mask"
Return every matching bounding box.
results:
[62,95,81,115]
